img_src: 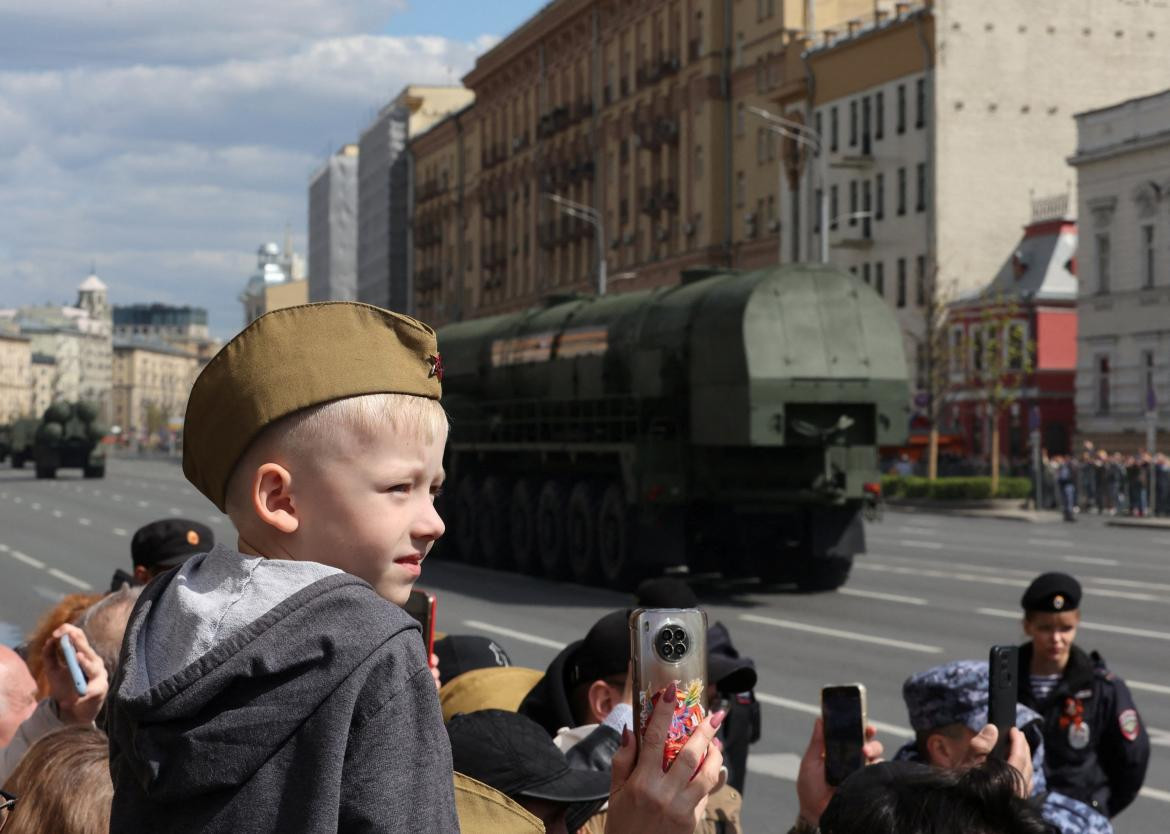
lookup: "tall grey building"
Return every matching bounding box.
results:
[308,144,359,303]
[357,103,409,311]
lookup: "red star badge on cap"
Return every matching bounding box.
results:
[428,353,444,382]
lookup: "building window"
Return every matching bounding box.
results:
[862,263,871,284]
[897,84,907,133]
[916,255,927,305]
[949,326,965,378]
[694,144,704,179]
[849,100,858,147]
[849,180,858,224]
[874,261,885,296]
[1143,350,1156,411]
[814,188,822,232]
[973,327,985,376]
[757,128,768,164]
[830,106,839,152]
[861,96,871,154]
[916,162,927,212]
[735,32,744,67]
[1142,224,1155,288]
[1007,322,1026,371]
[916,78,926,128]
[736,103,745,136]
[1095,232,1110,294]
[830,185,839,229]
[897,167,907,215]
[875,174,885,220]
[815,112,823,155]
[875,91,884,139]
[736,171,746,207]
[862,181,872,238]
[896,258,907,307]
[1096,355,1111,414]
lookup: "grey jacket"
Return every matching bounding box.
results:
[107,546,458,833]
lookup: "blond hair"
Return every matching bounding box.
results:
[1,726,112,834]
[225,393,448,514]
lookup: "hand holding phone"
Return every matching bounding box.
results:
[988,646,1019,760]
[630,608,708,771]
[821,684,867,786]
[60,633,88,696]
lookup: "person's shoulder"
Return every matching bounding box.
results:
[1043,791,1114,834]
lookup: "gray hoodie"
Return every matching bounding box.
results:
[107,544,458,833]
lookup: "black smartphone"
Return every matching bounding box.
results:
[404,589,437,658]
[988,645,1019,759]
[822,684,867,787]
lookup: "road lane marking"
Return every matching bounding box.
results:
[1131,680,1170,696]
[899,539,942,550]
[1027,538,1074,548]
[1062,555,1119,567]
[746,753,801,781]
[9,551,46,570]
[113,528,128,537]
[47,568,91,589]
[740,614,943,654]
[0,544,7,551]
[137,500,149,508]
[463,619,568,650]
[12,496,21,504]
[977,608,1170,641]
[897,526,937,536]
[868,556,1170,596]
[1141,786,1170,804]
[30,502,40,510]
[92,489,102,496]
[859,562,1026,589]
[837,587,928,606]
[1149,727,1170,749]
[78,518,91,527]
[755,692,912,738]
[168,507,182,515]
[112,494,123,502]
[51,509,63,518]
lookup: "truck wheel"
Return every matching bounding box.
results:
[795,556,854,592]
[509,480,539,575]
[35,463,55,479]
[453,477,480,563]
[536,480,569,579]
[11,453,25,469]
[598,483,637,589]
[83,465,105,479]
[478,477,511,570]
[567,482,600,585]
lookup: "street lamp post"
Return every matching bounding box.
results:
[748,106,828,264]
[544,192,606,296]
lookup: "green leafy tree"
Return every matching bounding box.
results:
[973,293,1035,494]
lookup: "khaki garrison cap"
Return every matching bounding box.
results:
[183,302,442,511]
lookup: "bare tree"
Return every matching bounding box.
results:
[918,265,959,481]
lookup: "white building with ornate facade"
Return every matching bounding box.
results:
[1070,88,1170,450]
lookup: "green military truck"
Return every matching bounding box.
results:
[7,417,37,468]
[24,401,107,479]
[436,263,909,591]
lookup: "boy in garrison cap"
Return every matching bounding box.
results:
[106,303,458,833]
[896,659,1112,834]
[1016,572,1149,818]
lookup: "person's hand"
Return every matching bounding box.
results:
[429,652,441,691]
[605,682,725,834]
[965,725,1033,798]
[795,719,883,826]
[42,624,108,725]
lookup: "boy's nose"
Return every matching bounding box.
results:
[414,499,446,541]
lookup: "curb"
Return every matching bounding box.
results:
[887,504,1061,524]
[1105,517,1170,530]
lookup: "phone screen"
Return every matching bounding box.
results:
[822,685,865,786]
[403,590,436,657]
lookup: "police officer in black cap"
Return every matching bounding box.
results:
[109,518,215,591]
[1016,571,1149,817]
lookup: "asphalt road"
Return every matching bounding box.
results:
[1,455,1168,833]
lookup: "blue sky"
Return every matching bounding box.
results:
[0,1,544,340]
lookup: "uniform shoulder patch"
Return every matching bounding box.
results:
[1119,708,1140,742]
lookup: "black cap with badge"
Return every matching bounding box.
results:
[131,518,215,571]
[1021,571,1082,613]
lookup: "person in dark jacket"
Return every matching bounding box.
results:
[1016,573,1150,818]
[107,303,458,833]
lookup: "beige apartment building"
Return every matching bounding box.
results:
[412,0,879,325]
[112,340,200,440]
[0,332,32,422]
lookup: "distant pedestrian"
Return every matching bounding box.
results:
[1057,456,1077,522]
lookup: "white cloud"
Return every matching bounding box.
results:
[0,10,488,339]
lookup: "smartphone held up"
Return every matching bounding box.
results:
[630,608,708,770]
[988,645,1020,760]
[60,633,88,696]
[403,589,437,657]
[821,683,867,786]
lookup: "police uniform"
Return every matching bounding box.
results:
[1018,573,1150,818]
[896,659,1113,834]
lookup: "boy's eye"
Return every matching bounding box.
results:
[385,484,410,493]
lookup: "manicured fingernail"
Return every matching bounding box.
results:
[710,709,726,730]
[620,727,630,748]
[665,682,677,703]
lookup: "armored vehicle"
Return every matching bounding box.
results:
[30,401,107,479]
[7,418,37,468]
[436,264,909,591]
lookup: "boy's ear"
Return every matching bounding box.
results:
[251,463,299,534]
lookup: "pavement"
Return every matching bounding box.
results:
[2,457,1169,833]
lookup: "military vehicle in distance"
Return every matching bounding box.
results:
[436,263,910,591]
[28,401,107,479]
[6,417,37,468]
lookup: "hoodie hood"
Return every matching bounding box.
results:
[108,547,419,802]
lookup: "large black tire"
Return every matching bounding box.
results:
[35,463,55,479]
[83,464,105,479]
[453,477,480,562]
[795,555,854,592]
[598,483,639,589]
[567,481,601,585]
[509,479,539,575]
[536,480,570,579]
[11,452,25,469]
[478,476,511,570]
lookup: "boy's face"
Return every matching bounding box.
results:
[1023,610,1079,670]
[293,422,446,606]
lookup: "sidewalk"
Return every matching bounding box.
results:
[1105,515,1170,530]
[887,501,1063,524]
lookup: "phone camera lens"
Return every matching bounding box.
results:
[662,643,675,658]
[672,628,686,642]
